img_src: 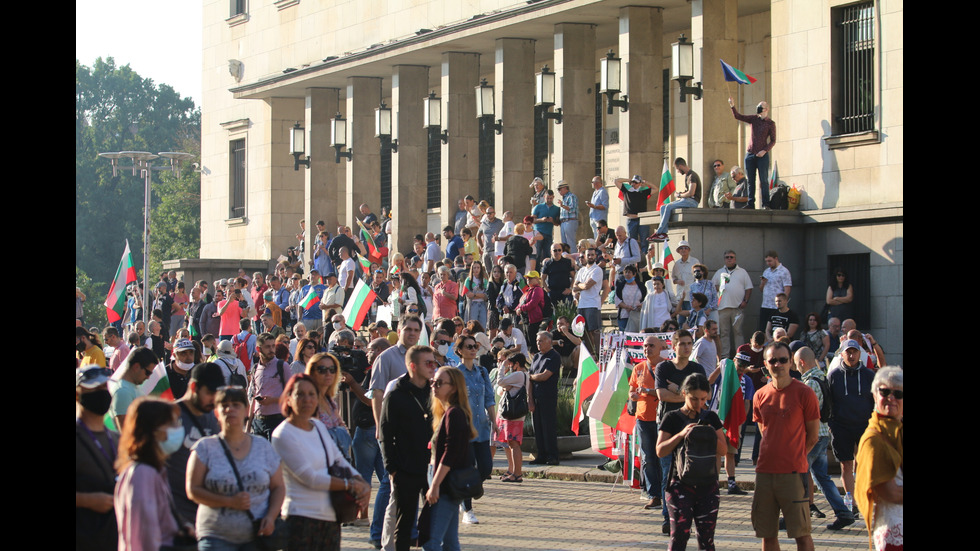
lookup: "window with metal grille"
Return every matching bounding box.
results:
[826,253,870,330]
[533,104,549,180]
[594,82,602,176]
[478,118,495,205]
[380,139,392,210]
[662,69,670,146]
[426,128,441,209]
[229,138,246,219]
[833,2,875,135]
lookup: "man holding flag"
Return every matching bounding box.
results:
[729,96,776,208]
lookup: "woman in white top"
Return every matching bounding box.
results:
[271,374,370,551]
[186,386,285,550]
[640,276,674,331]
[494,350,534,483]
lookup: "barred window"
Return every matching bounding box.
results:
[478,118,495,205]
[229,138,246,219]
[427,128,441,209]
[833,2,875,135]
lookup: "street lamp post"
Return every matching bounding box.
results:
[98,150,194,325]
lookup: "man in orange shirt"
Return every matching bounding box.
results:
[629,334,667,509]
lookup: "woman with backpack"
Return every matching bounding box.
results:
[494,351,533,483]
[656,373,728,551]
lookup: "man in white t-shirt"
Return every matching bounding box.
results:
[499,317,529,357]
[712,249,753,359]
[573,248,604,353]
[338,248,358,306]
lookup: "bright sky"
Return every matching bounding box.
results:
[76,0,202,107]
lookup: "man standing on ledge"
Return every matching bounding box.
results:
[729,96,776,208]
[613,174,652,255]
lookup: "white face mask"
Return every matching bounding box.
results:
[176,360,195,371]
[751,345,763,353]
[202,347,212,357]
[333,322,344,331]
[437,344,449,357]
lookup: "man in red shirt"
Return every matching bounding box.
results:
[752,341,820,551]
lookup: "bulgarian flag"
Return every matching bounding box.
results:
[103,240,137,323]
[142,361,175,401]
[587,346,636,435]
[356,219,383,264]
[342,278,378,331]
[300,287,321,311]
[769,160,779,191]
[572,344,601,435]
[717,359,747,447]
[662,240,675,278]
[720,59,758,84]
[589,417,616,459]
[357,254,372,275]
[656,159,674,210]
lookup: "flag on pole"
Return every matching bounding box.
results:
[662,240,675,278]
[103,240,137,323]
[300,287,321,311]
[717,359,747,447]
[768,160,779,192]
[356,219,383,263]
[656,159,675,210]
[572,344,601,435]
[342,278,378,331]
[587,346,636,435]
[357,254,372,275]
[719,59,758,85]
[589,417,616,459]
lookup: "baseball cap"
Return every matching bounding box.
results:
[174,339,195,352]
[76,365,112,389]
[842,339,862,352]
[216,340,237,359]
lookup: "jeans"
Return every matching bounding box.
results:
[560,220,579,248]
[635,419,662,499]
[626,218,649,257]
[655,198,699,235]
[463,441,492,511]
[352,427,390,541]
[537,233,553,266]
[744,152,770,208]
[198,537,258,551]
[677,300,692,330]
[808,435,851,519]
[421,493,461,551]
[327,425,353,463]
[738,403,761,465]
[590,218,602,240]
[659,452,674,520]
[466,301,487,328]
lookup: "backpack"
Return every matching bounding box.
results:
[500,372,529,420]
[808,373,834,423]
[675,414,719,486]
[769,183,790,210]
[232,333,254,371]
[219,358,248,388]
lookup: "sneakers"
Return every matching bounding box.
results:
[461,509,480,524]
[810,503,826,518]
[369,539,382,550]
[662,520,670,534]
[827,516,855,530]
[647,233,668,242]
[727,481,747,495]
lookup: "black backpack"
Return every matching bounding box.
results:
[808,373,834,423]
[675,415,719,486]
[220,358,248,389]
[500,372,529,420]
[769,183,790,210]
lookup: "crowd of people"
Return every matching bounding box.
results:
[77,176,900,551]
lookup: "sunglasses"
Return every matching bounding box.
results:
[314,364,338,374]
[435,340,451,346]
[461,344,480,350]
[430,379,454,389]
[765,357,790,365]
[877,387,903,400]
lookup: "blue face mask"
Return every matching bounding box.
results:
[625,277,635,283]
[159,425,185,456]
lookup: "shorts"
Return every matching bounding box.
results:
[496,417,524,444]
[829,424,863,462]
[751,472,811,539]
[578,307,600,332]
[726,434,741,455]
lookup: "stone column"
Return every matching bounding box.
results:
[303,88,343,267]
[268,98,306,260]
[691,0,739,204]
[390,65,429,256]
[441,52,481,231]
[553,23,597,243]
[617,6,665,190]
[494,38,535,218]
[345,77,382,229]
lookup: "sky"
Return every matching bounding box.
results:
[76,0,202,107]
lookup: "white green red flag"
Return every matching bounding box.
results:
[769,160,779,191]
[589,416,616,459]
[300,287,321,311]
[717,359,747,447]
[657,159,675,210]
[103,240,137,323]
[142,361,174,401]
[719,59,758,85]
[342,278,378,331]
[586,346,636,435]
[662,240,675,278]
[572,344,600,436]
[356,219,383,264]
[357,254,372,275]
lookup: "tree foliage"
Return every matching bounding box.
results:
[76,57,201,289]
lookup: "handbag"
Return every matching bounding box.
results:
[216,436,289,551]
[313,421,361,524]
[500,372,529,420]
[440,411,484,500]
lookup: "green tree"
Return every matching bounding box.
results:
[76,266,109,330]
[76,57,200,286]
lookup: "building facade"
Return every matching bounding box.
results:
[193,0,902,362]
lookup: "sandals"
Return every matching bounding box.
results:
[501,474,523,483]
[498,471,512,480]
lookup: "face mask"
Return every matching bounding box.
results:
[437,344,449,356]
[159,426,185,456]
[625,277,635,283]
[202,347,212,357]
[694,272,703,280]
[333,322,344,331]
[751,345,763,353]
[79,389,112,416]
[176,360,195,371]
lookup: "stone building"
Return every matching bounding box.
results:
[178,0,902,363]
